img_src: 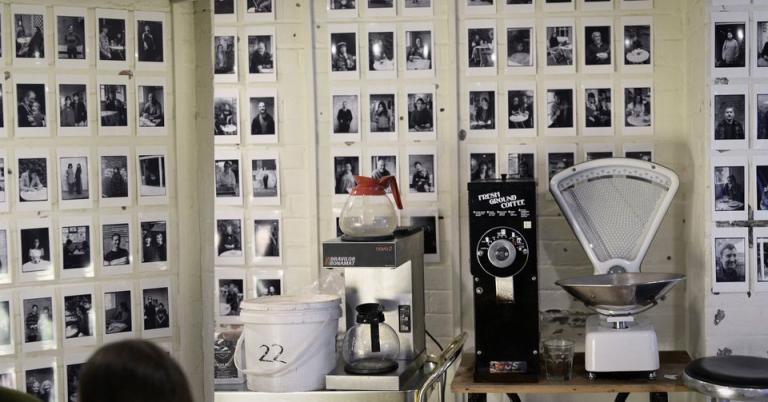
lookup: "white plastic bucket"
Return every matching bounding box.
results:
[233,294,341,392]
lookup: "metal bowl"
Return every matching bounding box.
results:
[555,272,685,316]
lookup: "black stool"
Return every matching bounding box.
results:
[683,356,768,402]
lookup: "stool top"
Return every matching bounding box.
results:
[685,356,768,389]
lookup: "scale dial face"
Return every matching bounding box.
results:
[475,226,529,278]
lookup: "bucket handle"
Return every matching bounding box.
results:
[233,316,334,377]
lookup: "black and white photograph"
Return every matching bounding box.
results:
[584,87,612,128]
[713,21,746,69]
[215,158,241,199]
[370,154,397,182]
[214,30,237,80]
[14,11,46,61]
[0,367,12,389]
[0,86,5,134]
[214,0,235,15]
[334,155,360,195]
[137,18,163,63]
[0,227,8,279]
[408,153,436,194]
[99,83,128,129]
[0,298,12,352]
[757,20,768,70]
[251,157,279,200]
[140,220,167,264]
[66,361,84,402]
[713,165,746,213]
[467,26,496,70]
[246,0,274,18]
[544,0,574,11]
[507,151,535,179]
[253,217,280,262]
[24,365,55,401]
[214,328,244,384]
[405,29,433,73]
[100,153,129,201]
[713,93,746,142]
[218,277,244,319]
[367,0,395,16]
[63,293,93,339]
[586,151,614,161]
[330,0,358,10]
[58,83,88,129]
[104,289,132,335]
[470,152,496,181]
[102,223,131,268]
[466,0,495,13]
[59,155,89,202]
[623,21,652,68]
[56,14,86,61]
[714,237,747,284]
[547,88,574,129]
[756,92,768,141]
[249,94,276,138]
[20,225,52,276]
[330,31,358,73]
[469,90,496,131]
[61,224,91,271]
[214,91,239,142]
[0,157,6,208]
[584,144,614,161]
[546,25,574,68]
[138,151,168,201]
[255,278,282,297]
[507,89,535,133]
[584,24,612,69]
[247,33,275,76]
[98,17,126,62]
[216,218,243,259]
[23,296,54,345]
[369,0,395,9]
[409,212,438,262]
[332,93,360,136]
[143,285,170,333]
[407,92,435,137]
[368,30,395,76]
[757,164,768,214]
[16,83,48,129]
[138,84,165,129]
[17,156,49,205]
[756,233,768,288]
[369,93,396,134]
[403,0,432,12]
[624,86,652,129]
[624,147,653,161]
[584,0,612,9]
[506,27,534,70]
[548,151,575,181]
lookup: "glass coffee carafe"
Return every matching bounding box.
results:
[342,303,400,374]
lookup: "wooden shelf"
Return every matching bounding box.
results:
[451,351,692,394]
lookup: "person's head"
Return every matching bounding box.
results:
[34,26,41,35]
[634,93,642,104]
[591,31,602,45]
[225,223,233,234]
[511,96,520,106]
[111,233,121,250]
[720,243,738,270]
[65,96,72,107]
[587,92,596,105]
[344,162,352,173]
[376,159,386,172]
[415,37,422,47]
[727,174,737,186]
[25,91,37,105]
[77,163,81,169]
[147,92,155,104]
[28,378,40,394]
[42,306,50,316]
[341,101,347,110]
[268,286,276,294]
[478,162,488,173]
[224,160,232,171]
[32,304,39,314]
[32,102,41,113]
[377,101,387,115]
[78,340,193,402]
[144,25,151,34]
[338,42,347,55]
[727,31,733,40]
[144,236,152,246]
[258,101,267,115]
[73,93,80,103]
[416,97,425,110]
[101,26,108,35]
[33,238,40,248]
[156,232,164,245]
[106,90,115,102]
[68,25,74,33]
[257,42,266,55]
[724,106,735,121]
[159,303,165,309]
[480,97,489,109]
[221,102,231,115]
[414,161,424,172]
[68,163,73,169]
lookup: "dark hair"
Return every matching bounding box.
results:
[78,340,193,402]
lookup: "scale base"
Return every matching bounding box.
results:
[584,315,659,375]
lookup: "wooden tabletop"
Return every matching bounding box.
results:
[451,351,692,394]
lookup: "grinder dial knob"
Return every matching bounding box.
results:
[475,226,529,278]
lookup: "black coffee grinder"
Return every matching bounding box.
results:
[468,177,539,382]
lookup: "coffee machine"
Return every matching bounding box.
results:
[322,227,426,391]
[468,178,539,383]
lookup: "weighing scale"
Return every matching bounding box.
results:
[549,158,685,380]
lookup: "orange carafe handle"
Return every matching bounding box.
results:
[380,176,403,210]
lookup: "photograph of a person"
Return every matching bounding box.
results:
[585,88,612,127]
[255,278,281,297]
[369,93,395,133]
[624,87,651,127]
[758,21,768,67]
[587,151,613,161]
[757,93,768,140]
[507,153,534,179]
[758,238,768,282]
[104,290,132,334]
[624,24,651,65]
[15,13,45,59]
[405,0,431,9]
[332,94,359,134]
[247,0,273,14]
[214,0,235,14]
[371,155,397,181]
[410,215,438,255]
[330,32,357,72]
[252,158,278,198]
[18,157,48,203]
[61,225,91,270]
[548,152,575,181]
[59,84,88,127]
[408,93,434,132]
[59,156,88,201]
[138,153,167,198]
[250,96,275,136]
[66,362,83,402]
[408,154,435,193]
[714,165,745,212]
[470,153,496,181]
[369,31,395,72]
[24,366,55,401]
[138,85,165,127]
[546,26,574,66]
[507,27,532,67]
[214,329,243,383]
[23,297,53,343]
[547,88,574,128]
[214,35,236,75]
[63,293,92,338]
[584,26,611,67]
[100,155,128,199]
[469,91,495,130]
[625,150,652,161]
[0,86,4,130]
[468,0,494,7]
[508,90,534,129]
[217,219,242,257]
[140,220,167,263]
[713,94,745,140]
[406,30,432,71]
[758,166,768,211]
[57,15,85,60]
[218,278,243,317]
[0,158,4,204]
[143,287,170,330]
[468,28,495,68]
[214,95,238,137]
[714,22,745,68]
[369,0,395,9]
[254,219,280,259]
[21,227,51,274]
[98,17,126,61]
[102,224,130,267]
[215,159,240,198]
[137,19,163,62]
[16,83,47,128]
[330,0,357,9]
[99,84,127,127]
[0,301,9,346]
[0,229,8,276]
[334,156,359,195]
[714,237,746,283]
[248,35,274,74]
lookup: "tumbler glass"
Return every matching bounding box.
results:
[543,338,575,381]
